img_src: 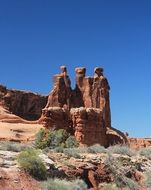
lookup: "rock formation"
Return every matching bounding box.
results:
[40,66,128,146]
[0,85,47,121]
[129,138,151,149]
[42,107,71,132]
[70,108,107,146]
[45,66,72,109]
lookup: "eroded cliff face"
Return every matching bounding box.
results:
[129,138,151,149]
[70,108,107,146]
[40,66,128,146]
[0,85,47,121]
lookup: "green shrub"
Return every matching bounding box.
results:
[49,129,69,148]
[101,184,118,190]
[87,144,107,154]
[35,128,47,149]
[54,146,64,153]
[105,155,138,190]
[0,141,29,152]
[17,148,47,180]
[76,147,88,153]
[65,136,79,148]
[108,145,135,157]
[145,171,151,189]
[139,148,151,159]
[124,177,139,190]
[63,148,81,159]
[70,179,88,190]
[35,129,79,149]
[42,178,87,190]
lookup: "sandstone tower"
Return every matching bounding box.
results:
[40,66,127,146]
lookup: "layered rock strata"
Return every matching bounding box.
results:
[0,85,47,121]
[40,66,127,146]
[41,107,71,132]
[70,108,107,146]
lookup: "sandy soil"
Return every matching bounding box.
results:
[0,122,43,142]
[0,105,43,142]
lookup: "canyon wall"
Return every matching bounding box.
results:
[0,85,47,121]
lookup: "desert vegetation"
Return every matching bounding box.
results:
[17,147,47,180]
[1,129,151,190]
[42,178,88,190]
[35,128,79,149]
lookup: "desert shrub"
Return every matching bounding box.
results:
[139,148,151,159]
[54,146,64,153]
[101,184,118,190]
[35,128,47,149]
[55,146,88,154]
[70,179,88,190]
[76,147,88,153]
[108,145,135,157]
[48,129,69,148]
[101,182,139,190]
[17,148,47,180]
[65,136,79,148]
[105,155,139,190]
[0,141,29,152]
[42,178,69,190]
[35,129,79,149]
[124,177,139,190]
[42,178,87,190]
[145,171,151,189]
[87,144,107,154]
[63,148,81,159]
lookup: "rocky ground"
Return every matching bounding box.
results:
[0,142,151,190]
[0,149,40,190]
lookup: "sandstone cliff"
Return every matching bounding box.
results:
[0,85,47,121]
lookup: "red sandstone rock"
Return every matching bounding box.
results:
[70,108,107,146]
[0,85,47,121]
[40,66,127,146]
[41,107,71,132]
[106,127,129,146]
[129,138,151,149]
[45,66,72,109]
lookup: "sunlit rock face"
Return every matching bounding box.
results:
[70,107,107,146]
[40,66,127,146]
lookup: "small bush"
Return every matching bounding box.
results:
[48,129,69,148]
[145,171,151,189]
[17,148,47,180]
[124,177,139,190]
[87,144,107,154]
[108,145,135,157]
[35,128,47,149]
[65,136,79,148]
[63,148,81,159]
[76,147,88,153]
[35,129,79,149]
[70,179,88,190]
[139,148,151,159]
[101,184,118,190]
[105,155,139,190]
[54,146,64,153]
[42,178,69,190]
[0,141,28,152]
[42,178,87,190]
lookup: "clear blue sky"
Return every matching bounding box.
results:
[0,0,151,137]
